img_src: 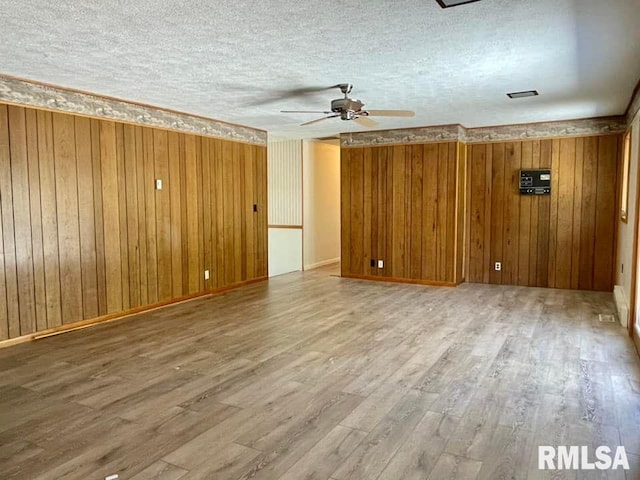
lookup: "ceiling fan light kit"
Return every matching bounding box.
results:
[281,83,415,128]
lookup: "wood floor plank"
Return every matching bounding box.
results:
[130,460,188,480]
[0,265,637,480]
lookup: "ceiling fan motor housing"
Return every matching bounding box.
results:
[331,98,364,118]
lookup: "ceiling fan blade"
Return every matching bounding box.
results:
[365,110,415,117]
[354,116,378,128]
[281,110,333,114]
[247,86,337,107]
[300,115,339,126]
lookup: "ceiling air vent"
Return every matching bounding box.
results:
[436,0,483,8]
[507,90,539,99]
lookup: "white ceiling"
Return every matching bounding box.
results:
[1,0,640,139]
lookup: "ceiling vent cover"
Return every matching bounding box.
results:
[436,0,483,8]
[507,90,539,99]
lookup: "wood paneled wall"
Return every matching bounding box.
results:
[467,135,619,291]
[0,103,267,341]
[341,142,465,285]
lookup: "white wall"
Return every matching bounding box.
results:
[615,110,640,328]
[267,140,303,276]
[303,140,341,270]
[268,228,302,277]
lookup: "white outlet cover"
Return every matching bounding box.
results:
[378,260,384,269]
[495,262,501,271]
[155,179,163,190]
[204,270,210,280]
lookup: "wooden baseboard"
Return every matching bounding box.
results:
[304,257,341,271]
[340,274,457,288]
[0,276,268,349]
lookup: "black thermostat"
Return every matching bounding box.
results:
[520,170,551,195]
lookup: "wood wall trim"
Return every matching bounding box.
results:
[0,276,268,349]
[268,224,303,229]
[0,75,267,145]
[341,274,456,288]
[626,77,640,126]
[341,117,627,147]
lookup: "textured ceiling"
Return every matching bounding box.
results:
[1,0,640,139]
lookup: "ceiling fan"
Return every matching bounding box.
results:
[281,83,415,127]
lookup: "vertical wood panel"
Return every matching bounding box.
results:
[91,119,107,316]
[422,144,438,280]
[53,113,83,323]
[363,148,372,275]
[350,148,364,275]
[445,143,456,283]
[75,117,99,319]
[555,138,576,289]
[232,142,242,284]
[8,106,37,334]
[579,137,598,290]
[185,135,200,292]
[115,124,130,311]
[25,109,47,331]
[502,142,521,286]
[0,105,14,338]
[571,138,584,289]
[197,138,206,288]
[436,144,449,282]
[468,144,486,283]
[593,136,618,291]
[257,146,268,278]
[340,149,351,275]
[123,124,141,308]
[410,145,423,280]
[489,143,504,285]
[222,139,234,286]
[99,121,123,314]
[143,127,158,303]
[168,131,183,296]
[536,140,552,288]
[518,141,533,286]
[154,130,172,301]
[527,141,541,286]
[202,139,213,286]
[39,111,63,327]
[547,139,561,288]
[214,139,225,286]
[134,126,149,307]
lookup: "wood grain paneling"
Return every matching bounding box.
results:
[466,136,619,291]
[341,142,462,284]
[0,102,267,341]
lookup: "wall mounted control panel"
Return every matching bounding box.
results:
[519,169,551,195]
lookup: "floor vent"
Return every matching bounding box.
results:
[598,313,617,323]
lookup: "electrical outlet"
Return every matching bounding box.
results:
[204,270,210,280]
[370,259,375,268]
[495,262,501,271]
[155,179,163,190]
[378,260,384,269]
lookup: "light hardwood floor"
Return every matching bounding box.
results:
[0,265,639,480]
